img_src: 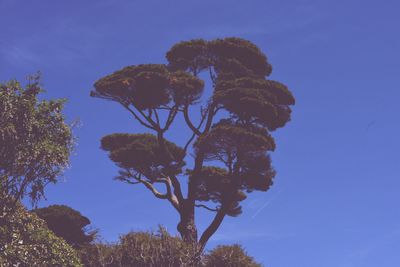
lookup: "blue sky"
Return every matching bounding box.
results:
[1,0,400,266]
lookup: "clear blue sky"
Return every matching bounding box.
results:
[1,0,400,266]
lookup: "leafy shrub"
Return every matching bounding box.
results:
[33,205,96,248]
[80,228,263,267]
[204,244,262,267]
[0,203,82,267]
[80,227,200,267]
[0,77,74,207]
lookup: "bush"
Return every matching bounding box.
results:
[118,228,200,267]
[80,227,200,267]
[0,203,82,267]
[80,228,263,267]
[78,242,116,267]
[204,244,262,267]
[33,205,96,248]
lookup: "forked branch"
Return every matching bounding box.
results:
[199,205,227,249]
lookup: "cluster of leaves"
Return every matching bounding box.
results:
[101,133,186,179]
[79,227,262,267]
[92,64,204,111]
[0,202,82,267]
[203,245,262,267]
[33,205,96,248]
[0,76,74,206]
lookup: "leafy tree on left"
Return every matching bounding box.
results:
[0,74,74,211]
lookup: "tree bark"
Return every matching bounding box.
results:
[199,207,226,250]
[177,200,198,243]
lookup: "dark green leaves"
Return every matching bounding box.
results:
[166,37,272,78]
[92,64,204,109]
[166,39,209,74]
[192,166,247,217]
[101,133,185,177]
[195,119,276,161]
[93,64,170,109]
[194,120,275,198]
[169,71,204,105]
[214,77,294,130]
[33,205,95,248]
[209,37,272,78]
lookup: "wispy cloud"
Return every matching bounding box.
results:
[338,228,400,267]
[1,44,40,66]
[251,189,283,219]
[0,19,103,69]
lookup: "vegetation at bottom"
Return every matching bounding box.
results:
[1,35,293,266]
[0,202,82,267]
[1,200,262,266]
[79,226,262,267]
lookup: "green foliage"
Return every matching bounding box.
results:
[166,39,209,74]
[191,166,247,217]
[92,64,204,110]
[214,77,294,130]
[204,245,262,267]
[80,228,262,267]
[80,227,200,267]
[101,133,185,178]
[208,37,272,78]
[92,37,295,246]
[0,75,74,206]
[33,205,96,248]
[0,203,82,267]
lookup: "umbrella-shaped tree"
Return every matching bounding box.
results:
[91,37,295,250]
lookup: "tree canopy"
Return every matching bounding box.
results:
[91,37,295,249]
[0,75,74,208]
[33,205,96,248]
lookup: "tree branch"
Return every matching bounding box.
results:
[195,203,219,212]
[134,106,159,130]
[163,105,178,132]
[157,175,180,211]
[183,104,201,136]
[208,67,216,85]
[202,103,217,134]
[169,175,184,204]
[138,177,169,199]
[153,108,160,126]
[183,107,207,153]
[121,104,155,130]
[199,205,227,249]
[119,169,182,212]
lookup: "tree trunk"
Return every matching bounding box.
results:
[177,201,198,243]
[199,208,226,250]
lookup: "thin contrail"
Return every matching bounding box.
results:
[251,189,283,219]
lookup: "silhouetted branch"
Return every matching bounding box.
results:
[195,203,219,212]
[134,106,159,130]
[183,107,207,153]
[163,105,178,132]
[153,108,160,125]
[121,104,155,130]
[183,104,201,136]
[169,175,184,204]
[199,205,227,249]
[202,103,216,134]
